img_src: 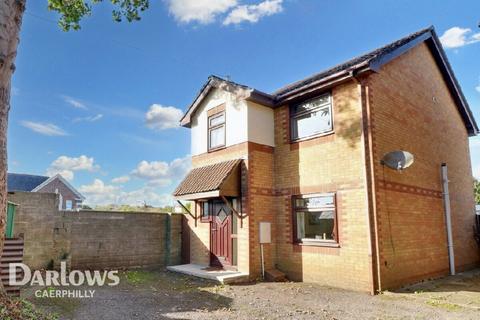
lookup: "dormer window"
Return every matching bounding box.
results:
[208,111,226,151]
[290,93,333,141]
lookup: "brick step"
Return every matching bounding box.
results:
[4,239,24,245]
[0,273,23,281]
[2,255,23,262]
[3,246,24,251]
[265,269,287,282]
[1,251,24,257]
[5,286,21,297]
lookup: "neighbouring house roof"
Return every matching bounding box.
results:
[7,173,49,192]
[180,26,478,136]
[173,159,242,200]
[32,174,86,200]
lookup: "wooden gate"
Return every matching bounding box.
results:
[1,238,25,296]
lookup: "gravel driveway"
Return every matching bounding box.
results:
[23,269,480,320]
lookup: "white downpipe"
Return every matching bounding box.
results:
[260,244,265,280]
[441,163,455,275]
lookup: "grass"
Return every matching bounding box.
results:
[425,299,462,311]
[0,294,58,320]
[123,270,158,285]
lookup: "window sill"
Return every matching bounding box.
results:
[290,130,335,144]
[295,241,340,248]
[208,146,226,153]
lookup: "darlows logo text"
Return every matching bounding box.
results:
[9,262,120,298]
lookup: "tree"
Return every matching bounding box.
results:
[0,0,149,292]
[475,179,480,205]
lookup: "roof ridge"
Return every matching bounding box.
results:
[8,172,49,178]
[273,26,433,96]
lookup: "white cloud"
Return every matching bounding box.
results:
[21,121,68,136]
[223,0,283,25]
[79,179,119,195]
[147,178,172,187]
[80,178,173,207]
[166,0,238,24]
[79,178,119,194]
[439,27,480,49]
[473,165,480,180]
[73,114,103,123]
[131,156,191,183]
[79,179,121,205]
[470,137,480,149]
[117,187,173,207]
[111,175,130,184]
[145,104,183,130]
[62,95,87,110]
[11,86,20,96]
[46,155,100,181]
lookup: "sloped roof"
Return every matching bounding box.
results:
[180,26,478,136]
[273,27,433,97]
[32,174,85,200]
[7,173,49,192]
[180,75,274,127]
[173,159,241,197]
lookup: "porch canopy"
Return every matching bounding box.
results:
[173,159,242,200]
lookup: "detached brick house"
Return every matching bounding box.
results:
[8,173,85,210]
[173,27,479,293]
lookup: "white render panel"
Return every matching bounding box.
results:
[190,88,248,156]
[190,88,275,156]
[247,101,275,147]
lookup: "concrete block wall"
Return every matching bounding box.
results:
[7,191,181,270]
[8,192,58,269]
[66,211,182,269]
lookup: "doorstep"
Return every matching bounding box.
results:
[167,264,249,284]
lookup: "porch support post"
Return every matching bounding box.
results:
[176,200,197,225]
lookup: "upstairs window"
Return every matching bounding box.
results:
[65,200,73,211]
[293,193,337,245]
[208,112,226,151]
[290,93,333,141]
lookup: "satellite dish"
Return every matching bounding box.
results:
[381,151,414,171]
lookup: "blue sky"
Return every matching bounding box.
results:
[8,0,480,206]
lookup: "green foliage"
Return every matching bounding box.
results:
[474,179,480,204]
[0,294,58,320]
[47,0,149,31]
[93,203,175,212]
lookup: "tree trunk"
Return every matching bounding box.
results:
[0,0,26,293]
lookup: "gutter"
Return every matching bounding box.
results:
[275,61,371,104]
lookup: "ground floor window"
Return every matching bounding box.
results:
[292,193,337,245]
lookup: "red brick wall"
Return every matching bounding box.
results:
[190,142,251,274]
[367,43,479,289]
[272,81,374,291]
[36,177,81,210]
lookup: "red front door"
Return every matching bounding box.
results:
[210,200,232,268]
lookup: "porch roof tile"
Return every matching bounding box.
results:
[173,159,242,197]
